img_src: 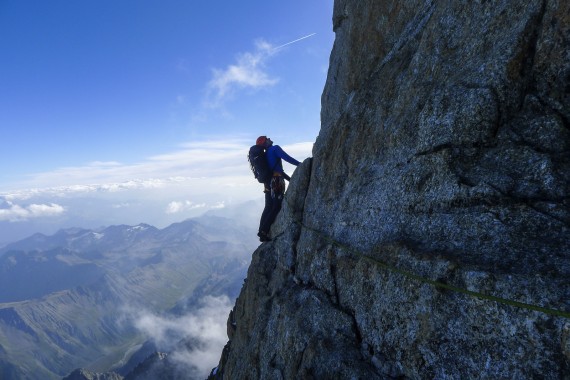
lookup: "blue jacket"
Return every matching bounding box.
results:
[266,145,300,176]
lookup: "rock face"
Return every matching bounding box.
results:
[212,0,569,378]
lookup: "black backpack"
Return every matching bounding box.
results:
[248,145,272,183]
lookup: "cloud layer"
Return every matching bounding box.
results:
[131,295,232,377]
[2,140,312,201]
[0,200,65,222]
[0,140,312,244]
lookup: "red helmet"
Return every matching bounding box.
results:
[256,136,267,146]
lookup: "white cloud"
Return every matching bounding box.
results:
[0,201,65,222]
[166,200,207,214]
[208,39,279,101]
[279,141,314,161]
[211,201,225,209]
[130,295,232,378]
[2,179,180,202]
[2,139,313,199]
[0,139,314,208]
[112,202,132,209]
[0,139,313,238]
[2,139,254,196]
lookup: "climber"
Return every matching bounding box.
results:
[256,136,300,242]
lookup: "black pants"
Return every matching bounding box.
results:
[259,178,284,234]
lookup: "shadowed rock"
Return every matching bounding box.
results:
[211,0,570,378]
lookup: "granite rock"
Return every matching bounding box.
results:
[211,0,569,378]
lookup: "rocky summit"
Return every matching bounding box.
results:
[210,0,569,379]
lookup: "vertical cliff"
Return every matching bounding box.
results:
[212,0,570,378]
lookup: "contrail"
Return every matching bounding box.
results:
[273,33,317,51]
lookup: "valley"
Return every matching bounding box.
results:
[0,215,257,379]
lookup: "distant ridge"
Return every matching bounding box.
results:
[0,216,257,379]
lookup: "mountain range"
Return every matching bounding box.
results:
[0,214,257,379]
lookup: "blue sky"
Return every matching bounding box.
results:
[0,1,334,243]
